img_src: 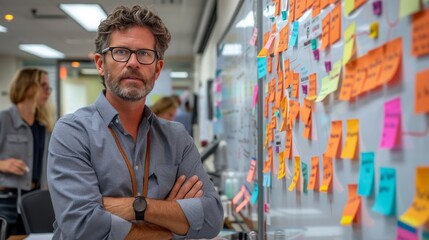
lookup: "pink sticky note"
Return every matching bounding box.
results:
[246,159,257,183]
[380,97,402,149]
[232,188,244,205]
[325,61,332,72]
[235,189,251,212]
[249,27,258,46]
[373,1,382,16]
[313,49,320,61]
[264,34,275,50]
[396,227,418,240]
[264,202,270,213]
[215,81,222,93]
[252,84,258,108]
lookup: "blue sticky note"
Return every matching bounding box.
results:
[358,152,375,197]
[302,162,308,194]
[372,167,396,215]
[257,57,267,79]
[251,183,258,204]
[281,10,288,21]
[263,172,272,187]
[289,22,299,47]
[423,231,429,240]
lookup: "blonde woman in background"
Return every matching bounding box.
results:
[0,68,55,237]
[151,96,179,121]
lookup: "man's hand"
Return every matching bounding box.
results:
[125,222,172,240]
[166,175,203,200]
[0,158,28,175]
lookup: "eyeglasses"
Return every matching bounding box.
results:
[41,83,52,92]
[101,47,159,65]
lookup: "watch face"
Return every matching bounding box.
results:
[133,197,147,212]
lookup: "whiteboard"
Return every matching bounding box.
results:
[262,0,429,239]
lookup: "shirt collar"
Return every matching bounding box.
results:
[10,105,28,128]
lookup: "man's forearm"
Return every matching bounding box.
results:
[145,198,190,235]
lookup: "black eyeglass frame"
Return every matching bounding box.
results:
[101,47,160,65]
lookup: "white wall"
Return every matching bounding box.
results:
[0,56,22,109]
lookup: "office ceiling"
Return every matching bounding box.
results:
[0,0,206,71]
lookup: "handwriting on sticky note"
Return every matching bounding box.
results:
[257,57,267,79]
[277,24,289,53]
[343,22,356,65]
[340,184,361,225]
[412,8,429,56]
[301,98,312,124]
[380,97,402,149]
[330,4,341,45]
[285,130,293,159]
[357,152,375,197]
[291,72,300,98]
[320,155,333,192]
[339,62,356,101]
[308,156,319,191]
[246,158,257,183]
[325,120,342,158]
[321,14,330,49]
[372,167,396,215]
[309,73,317,98]
[341,119,360,159]
[363,46,383,92]
[379,38,402,85]
[415,69,429,113]
[277,152,286,179]
[288,156,301,191]
[290,22,299,47]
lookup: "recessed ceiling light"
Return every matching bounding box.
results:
[4,14,14,22]
[59,4,107,32]
[170,72,189,79]
[19,44,65,59]
[0,24,7,32]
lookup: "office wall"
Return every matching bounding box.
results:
[0,56,21,109]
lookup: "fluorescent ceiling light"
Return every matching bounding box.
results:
[59,4,106,32]
[0,25,7,32]
[80,68,99,75]
[19,44,65,58]
[236,11,254,28]
[170,72,189,78]
[222,44,242,56]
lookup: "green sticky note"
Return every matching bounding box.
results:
[357,152,374,197]
[345,0,355,16]
[302,162,308,194]
[251,183,258,204]
[343,22,355,65]
[311,39,318,50]
[372,168,396,215]
[400,0,420,17]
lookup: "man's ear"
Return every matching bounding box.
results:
[94,53,105,76]
[154,60,164,81]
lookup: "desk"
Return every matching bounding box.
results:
[7,235,26,240]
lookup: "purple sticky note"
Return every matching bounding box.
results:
[373,1,382,16]
[325,61,332,72]
[313,49,320,61]
[302,84,308,94]
[276,146,280,153]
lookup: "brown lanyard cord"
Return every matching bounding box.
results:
[108,127,150,197]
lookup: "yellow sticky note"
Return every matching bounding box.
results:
[288,156,301,192]
[369,22,379,39]
[341,119,360,159]
[277,152,286,179]
[343,22,356,65]
[400,0,420,18]
[345,0,355,16]
[258,47,268,57]
[316,61,343,102]
[399,167,429,227]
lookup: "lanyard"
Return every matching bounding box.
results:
[108,126,150,197]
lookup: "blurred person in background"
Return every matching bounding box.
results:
[151,96,178,121]
[0,68,55,237]
[172,95,192,136]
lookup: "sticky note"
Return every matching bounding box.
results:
[249,27,258,46]
[277,24,289,53]
[320,155,333,192]
[330,4,342,45]
[246,158,257,183]
[320,0,330,9]
[308,73,317,99]
[351,55,370,98]
[316,61,342,102]
[321,14,330,49]
[288,156,301,191]
[373,1,382,16]
[340,184,361,225]
[325,120,342,158]
[369,22,379,39]
[372,167,396,215]
[399,167,429,227]
[325,61,332,72]
[301,98,312,124]
[341,119,359,159]
[295,0,306,20]
[285,130,293,159]
[357,152,375,197]
[302,84,308,95]
[379,38,402,85]
[251,85,258,108]
[308,156,319,191]
[397,221,419,240]
[289,0,296,21]
[303,113,312,140]
[291,73,300,98]
[339,62,356,101]
[380,97,402,149]
[313,49,320,61]
[345,0,355,16]
[251,183,258,204]
[415,69,429,113]
[289,22,299,47]
[263,146,273,173]
[412,8,429,57]
[400,0,420,18]
[363,46,383,92]
[343,22,356,65]
[311,39,318,50]
[312,0,321,17]
[281,10,288,21]
[354,0,367,10]
[263,172,272,187]
[234,186,251,212]
[302,161,308,194]
[257,57,267,79]
[277,152,286,179]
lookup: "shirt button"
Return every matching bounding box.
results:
[116,119,119,123]
[135,165,139,170]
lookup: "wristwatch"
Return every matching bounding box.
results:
[133,195,147,221]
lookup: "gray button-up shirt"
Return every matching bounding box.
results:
[47,92,223,240]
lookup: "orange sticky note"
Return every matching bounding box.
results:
[277,25,289,53]
[340,184,361,225]
[321,13,331,49]
[308,156,319,191]
[301,98,313,124]
[341,119,360,160]
[267,55,273,74]
[320,0,330,9]
[275,0,281,16]
[399,167,429,228]
[307,0,315,9]
[285,131,293,159]
[264,96,269,119]
[275,89,283,109]
[290,0,296,22]
[263,146,273,173]
[354,0,367,9]
[379,38,402,85]
[325,120,342,158]
[312,0,321,17]
[291,73,300,98]
[339,62,357,101]
[295,0,306,20]
[415,69,429,113]
[303,113,312,140]
[320,155,333,192]
[412,8,429,57]
[288,100,300,127]
[309,73,317,99]
[363,46,384,92]
[277,152,286,179]
[269,78,276,102]
[330,4,342,45]
[351,55,369,98]
[280,97,289,131]
[288,156,301,191]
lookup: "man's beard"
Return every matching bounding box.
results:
[105,69,154,102]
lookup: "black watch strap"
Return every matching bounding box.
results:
[135,210,145,221]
